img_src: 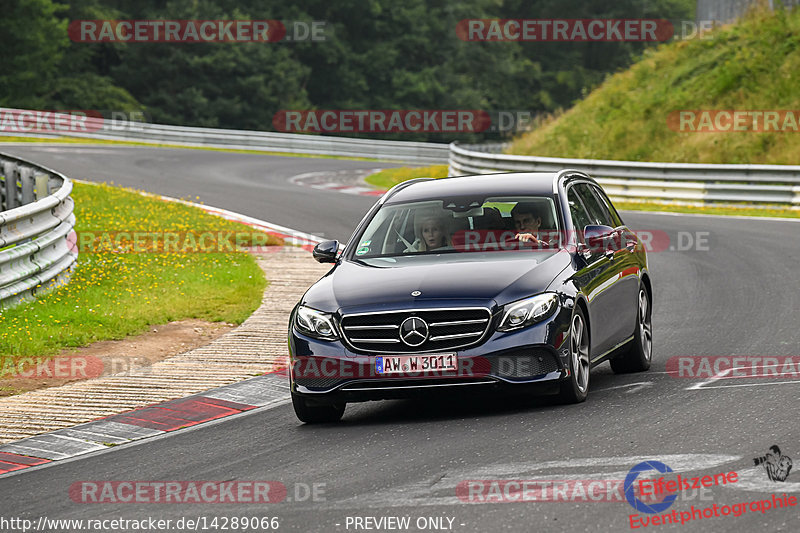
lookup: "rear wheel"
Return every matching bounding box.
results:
[291,392,345,423]
[610,287,652,374]
[559,306,590,403]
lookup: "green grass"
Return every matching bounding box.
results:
[0,135,381,161]
[364,165,450,189]
[0,181,283,359]
[614,200,799,218]
[507,6,800,164]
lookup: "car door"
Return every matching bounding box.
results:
[567,185,618,358]
[574,183,639,354]
[588,184,642,342]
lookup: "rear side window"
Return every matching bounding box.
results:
[590,185,624,227]
[573,183,614,227]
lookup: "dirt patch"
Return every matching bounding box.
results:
[0,320,235,397]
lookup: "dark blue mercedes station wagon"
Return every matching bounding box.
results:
[288,170,653,423]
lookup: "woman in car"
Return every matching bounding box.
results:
[405,210,453,252]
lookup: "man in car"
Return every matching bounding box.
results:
[511,202,547,245]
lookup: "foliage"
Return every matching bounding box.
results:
[508,5,800,164]
[1,0,693,141]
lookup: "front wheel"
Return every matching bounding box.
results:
[558,306,590,404]
[610,287,652,374]
[291,392,345,423]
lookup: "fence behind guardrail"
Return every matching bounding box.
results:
[0,153,78,309]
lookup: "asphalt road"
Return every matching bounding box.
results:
[1,144,799,532]
[2,144,394,241]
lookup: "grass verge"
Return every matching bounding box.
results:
[364,165,449,189]
[507,7,800,164]
[0,181,283,358]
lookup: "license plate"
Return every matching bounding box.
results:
[375,354,457,374]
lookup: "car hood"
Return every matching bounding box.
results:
[302,250,572,314]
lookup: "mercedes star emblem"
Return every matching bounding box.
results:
[399,316,429,347]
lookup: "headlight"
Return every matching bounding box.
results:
[497,293,559,332]
[295,305,340,340]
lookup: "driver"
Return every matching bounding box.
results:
[511,202,548,246]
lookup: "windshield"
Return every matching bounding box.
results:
[349,196,561,262]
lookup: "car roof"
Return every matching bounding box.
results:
[384,172,569,204]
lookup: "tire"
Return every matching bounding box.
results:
[558,306,590,404]
[291,392,345,424]
[610,286,653,374]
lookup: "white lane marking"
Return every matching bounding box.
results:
[685,366,736,390]
[729,467,800,492]
[318,454,741,511]
[690,380,800,390]
[594,382,653,394]
[685,364,800,390]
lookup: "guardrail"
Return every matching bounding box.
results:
[0,153,78,309]
[448,142,800,208]
[0,108,450,165]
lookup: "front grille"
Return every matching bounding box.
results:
[490,349,560,379]
[341,308,491,353]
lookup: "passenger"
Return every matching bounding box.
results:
[511,202,548,246]
[405,210,452,252]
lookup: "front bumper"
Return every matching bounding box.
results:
[289,306,572,402]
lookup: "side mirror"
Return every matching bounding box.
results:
[312,240,339,263]
[583,225,617,257]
